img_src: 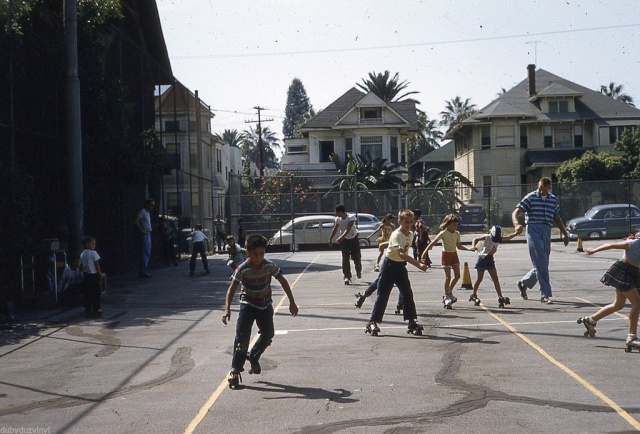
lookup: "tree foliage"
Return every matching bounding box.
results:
[241,171,313,215]
[357,70,419,102]
[420,169,477,215]
[328,152,406,193]
[556,150,625,183]
[600,82,635,107]
[407,111,442,163]
[214,129,245,147]
[282,78,315,138]
[615,128,640,179]
[241,125,281,170]
[439,96,477,130]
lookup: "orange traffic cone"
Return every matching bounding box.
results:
[576,237,583,252]
[460,262,473,290]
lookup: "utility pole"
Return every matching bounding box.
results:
[245,106,273,177]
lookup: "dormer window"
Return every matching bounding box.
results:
[549,100,569,113]
[359,107,382,124]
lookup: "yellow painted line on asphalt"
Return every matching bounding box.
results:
[482,304,640,431]
[183,254,320,434]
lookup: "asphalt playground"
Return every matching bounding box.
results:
[2,237,640,433]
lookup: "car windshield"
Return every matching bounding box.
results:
[585,208,600,219]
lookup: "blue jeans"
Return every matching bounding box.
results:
[370,259,417,323]
[231,303,275,372]
[139,233,151,275]
[189,241,209,273]
[341,237,362,279]
[522,223,552,298]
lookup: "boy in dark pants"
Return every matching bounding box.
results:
[80,236,104,319]
[328,204,362,285]
[222,235,298,389]
[189,224,210,276]
[366,209,428,335]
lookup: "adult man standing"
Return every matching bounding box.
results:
[134,198,155,278]
[328,204,362,285]
[512,177,569,304]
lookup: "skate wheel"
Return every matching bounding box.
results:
[414,330,422,336]
[475,301,481,306]
[583,331,589,337]
[372,331,378,336]
[445,305,452,310]
[577,318,583,324]
[625,346,632,353]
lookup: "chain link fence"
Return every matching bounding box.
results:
[227,174,640,250]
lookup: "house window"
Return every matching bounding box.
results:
[544,126,553,148]
[390,136,399,164]
[520,126,528,148]
[496,126,515,148]
[165,120,180,132]
[360,107,382,124]
[554,125,572,148]
[483,176,492,198]
[497,175,517,197]
[481,126,491,149]
[360,136,383,159]
[345,138,353,160]
[166,143,180,167]
[609,125,635,144]
[319,140,334,163]
[574,125,583,148]
[287,145,307,154]
[549,100,569,113]
[189,120,198,132]
[216,148,222,173]
[190,143,198,171]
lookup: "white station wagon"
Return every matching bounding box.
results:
[269,214,382,247]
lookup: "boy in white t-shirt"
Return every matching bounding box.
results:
[189,224,210,276]
[328,204,362,285]
[469,225,519,308]
[80,236,104,318]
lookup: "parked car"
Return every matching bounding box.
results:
[269,213,382,247]
[566,204,640,239]
[457,204,486,232]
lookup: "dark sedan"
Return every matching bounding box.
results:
[566,204,640,239]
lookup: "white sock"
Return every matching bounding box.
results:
[627,334,636,342]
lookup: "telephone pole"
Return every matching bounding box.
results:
[245,106,273,177]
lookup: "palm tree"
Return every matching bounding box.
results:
[600,82,635,107]
[421,169,477,216]
[328,152,406,192]
[439,96,477,130]
[357,70,419,102]
[407,111,443,163]
[213,129,245,147]
[240,125,281,172]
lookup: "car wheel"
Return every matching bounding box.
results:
[586,231,602,239]
[359,239,370,247]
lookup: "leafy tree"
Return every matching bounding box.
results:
[241,171,313,215]
[214,129,245,147]
[615,128,640,179]
[357,70,419,102]
[421,168,477,216]
[600,82,635,107]
[328,152,406,192]
[283,78,315,138]
[407,111,442,163]
[241,125,281,171]
[439,96,477,130]
[556,150,625,183]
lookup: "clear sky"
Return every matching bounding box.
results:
[156,0,640,152]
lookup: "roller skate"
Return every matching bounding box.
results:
[442,294,457,310]
[344,277,351,285]
[406,320,424,336]
[227,370,242,390]
[498,297,510,308]
[625,337,640,353]
[517,281,528,300]
[247,356,261,375]
[365,321,380,336]
[373,265,380,272]
[577,316,596,338]
[469,294,481,306]
[354,292,366,308]
[394,303,403,315]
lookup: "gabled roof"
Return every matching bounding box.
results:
[301,87,419,132]
[447,68,640,138]
[412,141,455,165]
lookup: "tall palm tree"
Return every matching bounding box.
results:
[439,96,477,130]
[240,125,281,171]
[328,152,406,192]
[600,82,635,107]
[357,70,419,102]
[213,129,245,147]
[407,111,443,163]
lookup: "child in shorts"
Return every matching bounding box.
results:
[469,225,519,308]
[578,234,640,350]
[423,214,471,308]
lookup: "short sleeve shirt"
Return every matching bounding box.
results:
[192,230,207,242]
[80,249,100,274]
[385,228,414,262]
[517,190,560,227]
[232,259,283,309]
[433,230,460,252]
[476,235,499,259]
[624,238,640,267]
[137,208,152,232]
[334,214,358,240]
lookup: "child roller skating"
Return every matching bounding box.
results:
[577,234,640,351]
[366,209,428,336]
[443,294,457,309]
[222,235,298,389]
[469,225,519,308]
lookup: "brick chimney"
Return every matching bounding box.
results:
[527,64,536,97]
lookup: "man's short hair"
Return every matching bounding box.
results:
[82,235,95,247]
[246,234,268,251]
[540,177,552,187]
[335,204,346,214]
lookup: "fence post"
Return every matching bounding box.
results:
[290,174,296,252]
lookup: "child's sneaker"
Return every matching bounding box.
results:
[227,370,242,389]
[577,316,596,337]
[344,277,351,285]
[540,296,553,304]
[517,281,528,300]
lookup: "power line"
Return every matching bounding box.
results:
[174,23,640,60]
